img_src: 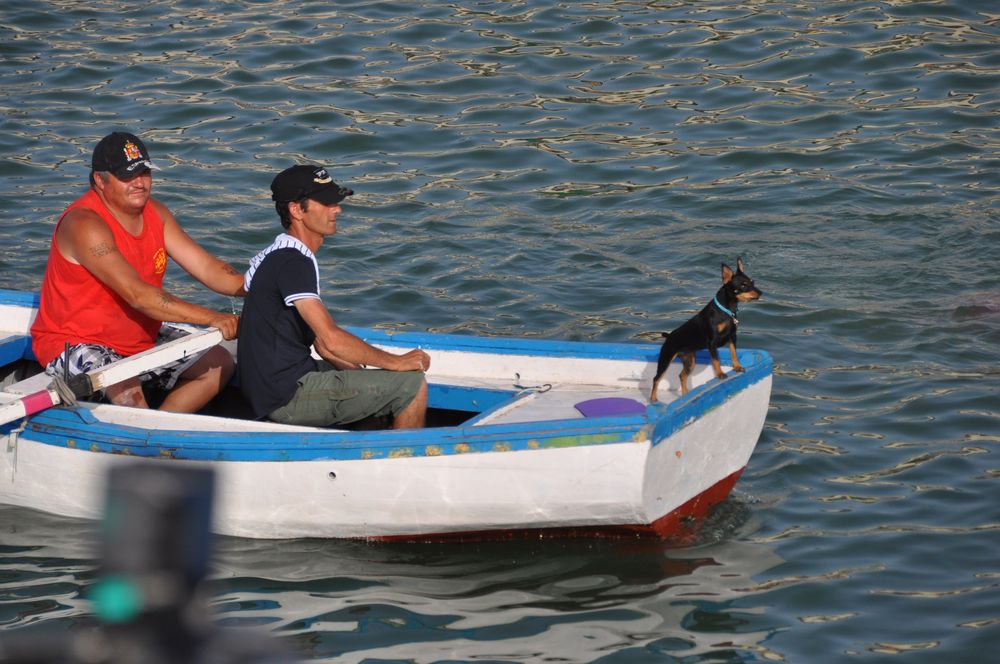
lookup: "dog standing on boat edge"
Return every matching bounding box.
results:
[650,258,762,402]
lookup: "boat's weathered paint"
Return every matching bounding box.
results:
[0,288,772,540]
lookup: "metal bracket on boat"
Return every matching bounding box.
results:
[4,419,23,479]
[8,419,26,448]
[513,373,552,395]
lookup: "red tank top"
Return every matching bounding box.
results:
[31,189,168,366]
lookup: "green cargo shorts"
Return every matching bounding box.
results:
[269,363,424,427]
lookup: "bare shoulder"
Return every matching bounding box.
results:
[56,207,115,262]
[61,205,107,232]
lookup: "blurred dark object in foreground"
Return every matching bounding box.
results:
[0,464,296,664]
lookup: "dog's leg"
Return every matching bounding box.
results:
[650,349,675,402]
[729,341,745,373]
[708,346,726,381]
[679,352,695,395]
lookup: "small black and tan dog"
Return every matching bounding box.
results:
[650,257,762,401]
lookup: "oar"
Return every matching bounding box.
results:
[0,327,224,426]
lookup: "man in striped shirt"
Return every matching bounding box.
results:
[237,165,429,428]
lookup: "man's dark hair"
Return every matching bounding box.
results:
[276,198,311,230]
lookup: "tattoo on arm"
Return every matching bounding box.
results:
[89,242,116,258]
[158,292,179,309]
[222,265,240,277]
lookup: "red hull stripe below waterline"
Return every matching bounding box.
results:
[371,467,746,543]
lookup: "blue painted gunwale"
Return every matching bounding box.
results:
[0,289,772,462]
[0,290,38,308]
[0,334,32,365]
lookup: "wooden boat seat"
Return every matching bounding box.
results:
[469,385,652,425]
[435,380,651,426]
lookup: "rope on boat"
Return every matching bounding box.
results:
[513,373,552,396]
[49,374,78,407]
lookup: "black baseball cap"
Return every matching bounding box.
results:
[270,165,354,205]
[91,132,159,178]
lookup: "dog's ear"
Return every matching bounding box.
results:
[722,262,734,284]
[736,256,746,274]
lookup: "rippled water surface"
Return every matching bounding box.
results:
[1,1,998,662]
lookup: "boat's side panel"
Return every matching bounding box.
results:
[0,433,651,539]
[1,431,115,522]
[213,441,650,539]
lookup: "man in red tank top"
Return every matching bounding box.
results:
[30,132,245,413]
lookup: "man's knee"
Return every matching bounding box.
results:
[183,346,234,382]
[410,377,428,407]
[106,377,148,408]
[393,375,427,429]
[395,372,427,409]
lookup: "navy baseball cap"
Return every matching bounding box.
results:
[270,165,354,205]
[91,132,159,178]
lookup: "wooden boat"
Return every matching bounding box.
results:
[0,288,772,541]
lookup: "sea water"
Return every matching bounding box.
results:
[0,1,997,661]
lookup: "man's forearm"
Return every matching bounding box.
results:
[316,328,401,371]
[199,259,246,297]
[127,285,238,339]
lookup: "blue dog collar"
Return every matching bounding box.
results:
[713,296,738,320]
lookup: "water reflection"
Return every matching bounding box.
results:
[209,530,784,661]
[0,501,784,661]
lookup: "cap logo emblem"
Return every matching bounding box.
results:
[123,141,143,161]
[313,168,332,184]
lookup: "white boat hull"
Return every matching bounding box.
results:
[0,289,771,540]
